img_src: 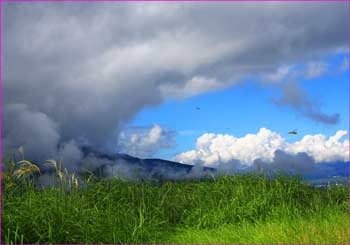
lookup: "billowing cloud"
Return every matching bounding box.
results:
[175,128,349,167]
[117,124,175,158]
[3,104,60,160]
[56,140,84,171]
[285,130,349,163]
[3,2,347,162]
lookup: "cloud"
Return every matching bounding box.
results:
[262,65,293,84]
[261,60,329,84]
[285,130,349,162]
[56,140,84,171]
[261,62,337,124]
[175,128,349,167]
[117,124,175,158]
[272,82,340,124]
[3,2,347,162]
[160,76,227,99]
[253,150,315,174]
[175,128,286,166]
[304,61,328,79]
[3,104,60,160]
[340,57,349,72]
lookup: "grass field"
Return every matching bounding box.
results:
[2,159,349,244]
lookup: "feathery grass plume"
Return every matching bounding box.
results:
[13,160,41,179]
[45,159,58,171]
[18,146,24,160]
[71,173,79,188]
[45,159,64,181]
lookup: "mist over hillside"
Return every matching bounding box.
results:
[79,147,216,181]
[52,147,349,184]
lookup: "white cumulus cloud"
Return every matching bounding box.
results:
[175,128,349,167]
[285,130,349,163]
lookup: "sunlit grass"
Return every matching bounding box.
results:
[165,210,349,244]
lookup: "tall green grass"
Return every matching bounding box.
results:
[2,159,349,244]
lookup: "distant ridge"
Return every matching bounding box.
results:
[81,147,216,180]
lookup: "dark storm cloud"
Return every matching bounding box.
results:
[3,104,60,160]
[3,2,347,162]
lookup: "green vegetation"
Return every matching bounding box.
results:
[2,157,349,244]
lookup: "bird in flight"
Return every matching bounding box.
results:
[288,129,298,135]
[196,107,201,110]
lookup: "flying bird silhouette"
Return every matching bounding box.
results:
[288,129,298,135]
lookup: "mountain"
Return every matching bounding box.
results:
[80,147,348,184]
[303,162,348,179]
[81,147,216,180]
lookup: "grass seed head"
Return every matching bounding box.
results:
[45,160,58,171]
[14,160,41,179]
[57,171,64,181]
[46,160,66,181]
[71,173,79,188]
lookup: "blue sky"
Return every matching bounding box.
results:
[130,53,349,160]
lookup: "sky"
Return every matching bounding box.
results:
[130,52,349,161]
[2,2,349,172]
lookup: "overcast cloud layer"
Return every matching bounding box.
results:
[3,2,348,163]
